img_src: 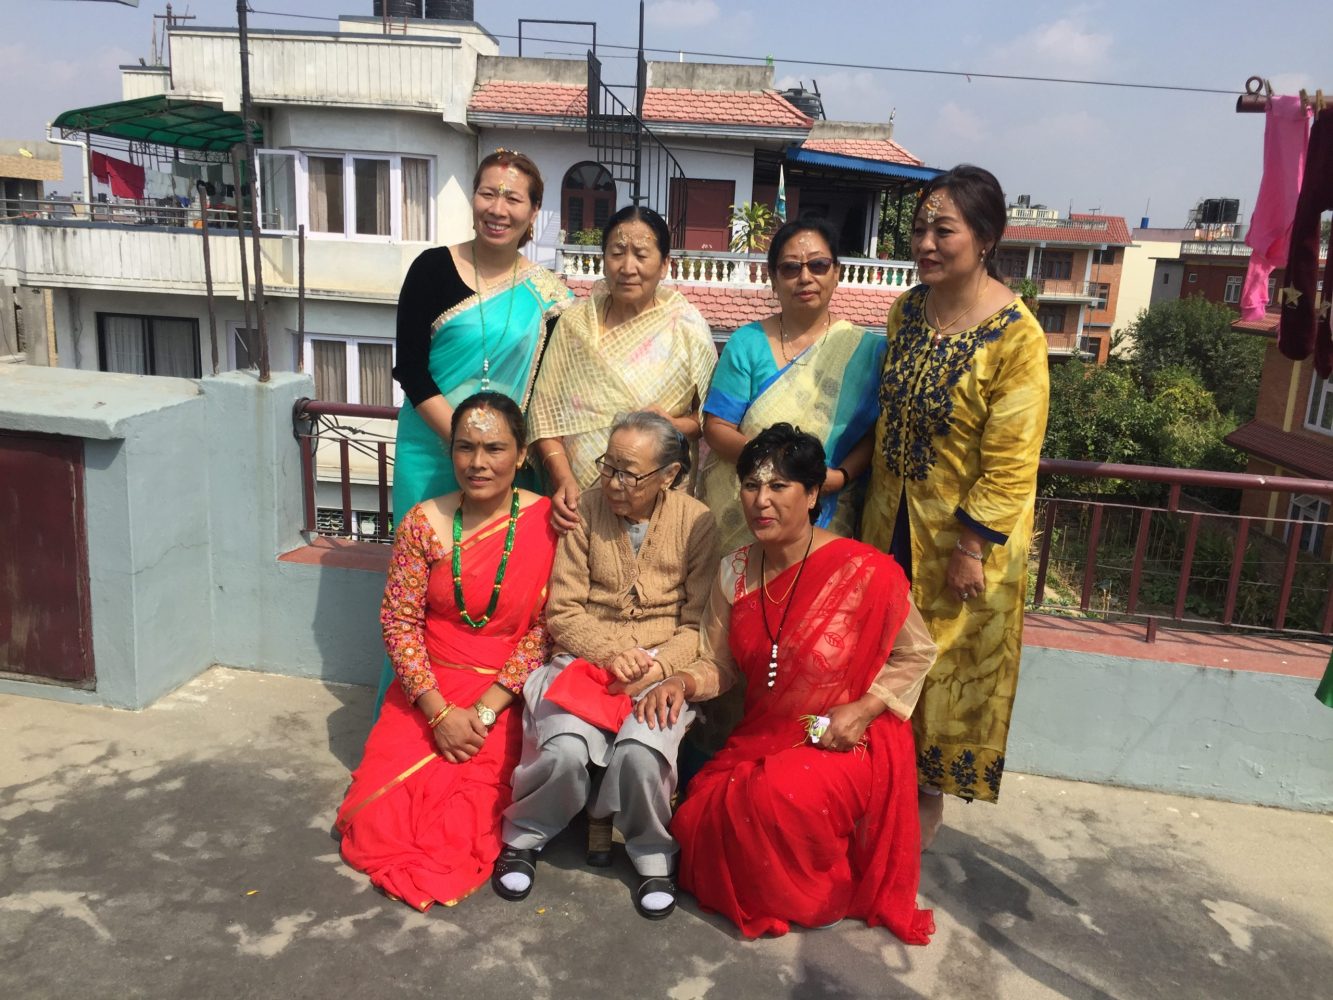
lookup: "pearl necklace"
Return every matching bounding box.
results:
[758,528,815,689]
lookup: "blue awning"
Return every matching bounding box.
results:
[784,145,943,183]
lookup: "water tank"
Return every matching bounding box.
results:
[780,87,824,120]
[373,0,422,16]
[424,0,475,18]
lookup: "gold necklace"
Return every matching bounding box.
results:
[778,313,830,365]
[927,281,985,344]
[469,241,520,390]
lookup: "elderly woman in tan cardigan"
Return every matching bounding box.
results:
[492,411,718,920]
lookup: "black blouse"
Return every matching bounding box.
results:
[392,246,474,407]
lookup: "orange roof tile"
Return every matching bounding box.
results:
[469,81,811,129]
[641,88,811,128]
[1004,214,1132,246]
[800,137,923,167]
[566,277,899,332]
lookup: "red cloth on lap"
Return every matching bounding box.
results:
[543,657,633,731]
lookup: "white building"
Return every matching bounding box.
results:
[0,7,935,535]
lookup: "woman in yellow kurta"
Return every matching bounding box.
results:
[862,165,1049,844]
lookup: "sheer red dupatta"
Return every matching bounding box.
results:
[336,499,556,911]
[675,538,933,942]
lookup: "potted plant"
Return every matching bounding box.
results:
[1014,277,1041,311]
[728,201,775,254]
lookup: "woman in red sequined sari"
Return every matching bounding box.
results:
[337,392,558,912]
[637,424,937,940]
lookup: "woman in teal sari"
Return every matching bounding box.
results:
[691,218,885,757]
[698,218,886,555]
[377,150,570,711]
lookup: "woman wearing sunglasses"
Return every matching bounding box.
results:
[698,218,885,555]
[693,219,885,756]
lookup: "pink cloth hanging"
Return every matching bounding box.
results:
[1241,96,1311,321]
[1277,107,1333,377]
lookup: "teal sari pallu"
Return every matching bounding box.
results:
[374,272,569,715]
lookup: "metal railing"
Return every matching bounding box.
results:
[0,197,252,229]
[291,399,1333,641]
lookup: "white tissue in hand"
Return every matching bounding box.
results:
[808,716,831,744]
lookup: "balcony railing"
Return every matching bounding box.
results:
[291,400,1333,642]
[557,245,917,290]
[0,197,250,229]
[1030,277,1100,301]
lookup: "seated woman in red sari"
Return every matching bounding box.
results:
[636,423,937,941]
[336,392,558,912]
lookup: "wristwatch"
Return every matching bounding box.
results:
[474,702,497,727]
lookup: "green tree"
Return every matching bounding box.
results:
[1042,360,1158,496]
[877,186,922,259]
[1124,296,1266,419]
[728,201,775,254]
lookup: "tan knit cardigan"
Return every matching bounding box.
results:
[545,486,719,674]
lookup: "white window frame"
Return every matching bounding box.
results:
[1223,275,1242,304]
[255,149,300,236]
[291,150,433,244]
[1287,494,1330,555]
[302,333,403,406]
[1306,375,1333,436]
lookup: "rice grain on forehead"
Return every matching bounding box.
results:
[750,458,778,485]
[462,407,503,435]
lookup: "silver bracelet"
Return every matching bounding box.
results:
[955,539,985,561]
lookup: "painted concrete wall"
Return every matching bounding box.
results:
[1117,237,1183,342]
[1009,644,1333,812]
[0,367,386,708]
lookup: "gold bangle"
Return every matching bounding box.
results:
[426,703,454,729]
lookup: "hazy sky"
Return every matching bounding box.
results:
[5,0,1331,228]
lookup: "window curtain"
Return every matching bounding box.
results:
[401,157,430,242]
[151,319,200,378]
[308,157,344,234]
[313,340,348,401]
[354,158,390,237]
[102,316,146,374]
[358,343,394,406]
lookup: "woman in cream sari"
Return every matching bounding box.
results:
[698,218,886,554]
[528,206,716,532]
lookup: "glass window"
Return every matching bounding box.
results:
[257,150,297,232]
[1037,306,1066,333]
[995,248,1028,280]
[1224,275,1242,304]
[1093,248,1117,266]
[307,156,345,234]
[97,314,200,378]
[1037,251,1073,280]
[353,158,390,237]
[1288,494,1330,554]
[1307,375,1333,435]
[312,340,348,402]
[233,327,260,370]
[1091,282,1110,310]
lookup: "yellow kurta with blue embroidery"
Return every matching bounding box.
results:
[862,286,1049,802]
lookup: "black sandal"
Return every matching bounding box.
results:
[491,847,536,902]
[633,876,677,920]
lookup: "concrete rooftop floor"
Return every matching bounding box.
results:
[2,668,1330,1000]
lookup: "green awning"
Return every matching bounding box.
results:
[53,96,258,153]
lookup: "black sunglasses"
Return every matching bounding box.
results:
[774,256,836,280]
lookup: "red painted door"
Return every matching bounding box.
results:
[671,178,736,252]
[0,430,94,684]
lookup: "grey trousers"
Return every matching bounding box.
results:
[501,657,695,878]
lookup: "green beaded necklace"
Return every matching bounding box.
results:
[452,488,521,629]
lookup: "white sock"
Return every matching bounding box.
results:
[639,890,674,911]
[499,871,531,893]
